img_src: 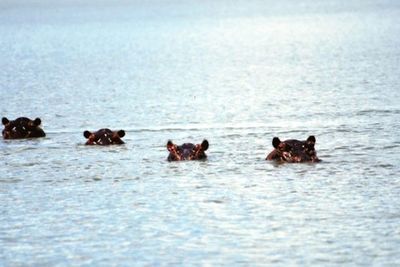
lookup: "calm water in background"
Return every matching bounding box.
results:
[1,0,400,265]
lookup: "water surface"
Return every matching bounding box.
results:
[1,0,400,266]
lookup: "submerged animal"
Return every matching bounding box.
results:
[266,135,320,163]
[167,139,209,161]
[2,117,46,139]
[83,128,125,145]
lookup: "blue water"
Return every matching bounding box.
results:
[1,0,400,265]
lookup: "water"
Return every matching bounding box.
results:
[1,0,400,265]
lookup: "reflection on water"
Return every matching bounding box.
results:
[1,0,400,266]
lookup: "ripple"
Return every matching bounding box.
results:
[123,122,272,134]
[195,185,211,189]
[373,163,395,169]
[383,145,399,150]
[356,109,400,115]
[204,199,225,204]
[0,178,23,183]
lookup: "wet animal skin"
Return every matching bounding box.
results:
[167,140,209,161]
[2,117,46,139]
[83,129,125,145]
[266,135,320,163]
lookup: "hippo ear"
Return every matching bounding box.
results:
[201,139,209,151]
[167,140,175,151]
[272,137,281,149]
[2,117,9,125]
[83,131,92,139]
[117,130,125,138]
[307,135,316,144]
[33,118,41,126]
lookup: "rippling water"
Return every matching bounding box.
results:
[1,0,400,265]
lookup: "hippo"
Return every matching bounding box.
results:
[2,117,46,139]
[167,139,209,161]
[266,135,320,163]
[83,128,125,145]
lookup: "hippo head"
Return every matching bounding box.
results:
[167,139,209,161]
[2,117,46,139]
[83,128,125,145]
[266,135,320,163]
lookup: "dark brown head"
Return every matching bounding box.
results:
[167,139,209,161]
[83,128,125,145]
[266,135,320,163]
[2,117,46,139]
